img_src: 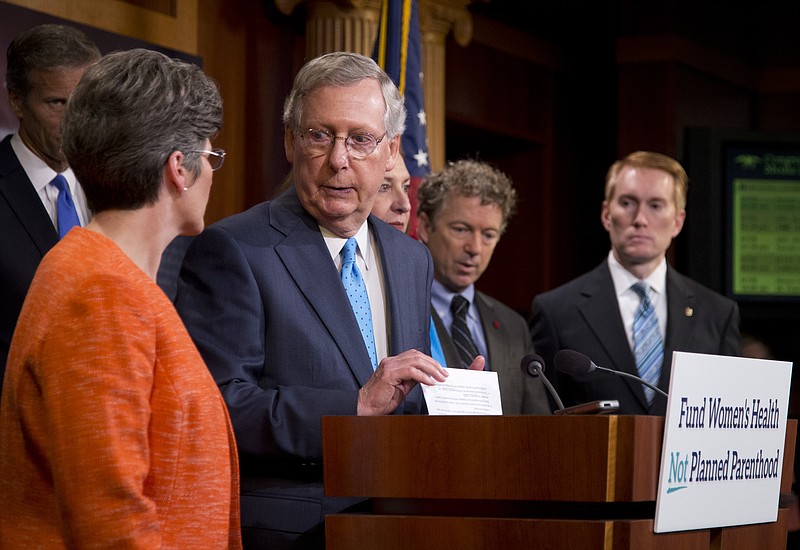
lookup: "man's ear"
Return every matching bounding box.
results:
[672,208,687,238]
[417,211,432,244]
[385,135,400,172]
[284,125,295,164]
[8,90,24,119]
[600,201,612,232]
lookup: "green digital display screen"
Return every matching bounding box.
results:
[729,152,800,299]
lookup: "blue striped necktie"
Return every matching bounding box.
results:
[50,174,80,239]
[631,282,664,404]
[450,295,479,369]
[340,238,378,370]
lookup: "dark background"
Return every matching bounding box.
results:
[454,0,800,376]
[3,0,799,374]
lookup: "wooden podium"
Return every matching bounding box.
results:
[322,415,796,549]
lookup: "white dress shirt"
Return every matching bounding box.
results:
[10,133,90,228]
[607,250,668,351]
[322,223,388,364]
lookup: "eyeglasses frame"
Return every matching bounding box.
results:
[191,148,226,171]
[299,129,386,160]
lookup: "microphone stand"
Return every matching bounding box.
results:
[594,365,669,399]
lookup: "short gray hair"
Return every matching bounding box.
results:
[282,51,406,139]
[62,49,223,212]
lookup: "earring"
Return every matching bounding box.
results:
[183,187,188,191]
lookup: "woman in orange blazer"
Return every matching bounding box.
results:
[0,49,241,548]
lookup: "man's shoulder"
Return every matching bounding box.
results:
[535,262,608,302]
[371,216,430,256]
[475,291,525,322]
[668,267,737,307]
[208,197,305,241]
[213,200,272,229]
[0,134,23,177]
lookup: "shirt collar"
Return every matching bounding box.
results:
[322,222,373,271]
[607,250,667,298]
[10,133,77,193]
[431,279,476,318]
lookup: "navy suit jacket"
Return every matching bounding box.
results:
[174,187,434,546]
[432,290,552,415]
[0,135,59,382]
[530,260,740,415]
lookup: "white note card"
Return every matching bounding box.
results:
[422,368,503,415]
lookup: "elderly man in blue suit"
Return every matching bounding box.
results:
[175,52,482,550]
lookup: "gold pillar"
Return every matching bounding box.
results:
[418,0,471,171]
[274,0,472,170]
[275,0,381,57]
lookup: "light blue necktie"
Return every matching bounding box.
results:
[341,238,378,370]
[50,174,80,239]
[632,282,664,404]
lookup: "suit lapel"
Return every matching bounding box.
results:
[577,263,649,408]
[372,219,424,356]
[271,190,375,386]
[576,265,632,371]
[662,267,696,387]
[475,292,505,370]
[0,136,58,254]
[431,308,461,369]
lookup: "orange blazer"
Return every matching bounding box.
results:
[0,228,241,548]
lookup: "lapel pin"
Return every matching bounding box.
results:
[684,307,693,317]
[492,320,501,330]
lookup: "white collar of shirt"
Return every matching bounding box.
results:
[10,133,88,226]
[607,251,667,298]
[607,251,668,348]
[323,222,373,272]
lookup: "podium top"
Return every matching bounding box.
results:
[322,415,664,502]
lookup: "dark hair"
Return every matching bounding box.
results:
[61,49,223,212]
[417,159,518,233]
[6,24,101,100]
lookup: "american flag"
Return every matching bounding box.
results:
[372,0,429,239]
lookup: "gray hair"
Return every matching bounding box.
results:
[282,51,406,139]
[417,159,518,234]
[61,49,223,212]
[6,24,101,100]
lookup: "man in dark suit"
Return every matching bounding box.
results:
[417,159,552,415]
[0,24,100,382]
[530,151,740,415]
[174,52,481,550]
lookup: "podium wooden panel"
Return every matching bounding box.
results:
[322,415,796,550]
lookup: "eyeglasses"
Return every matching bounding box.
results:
[191,148,226,171]
[299,129,385,160]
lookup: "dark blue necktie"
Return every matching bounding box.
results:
[50,174,80,239]
[340,238,378,370]
[450,295,479,369]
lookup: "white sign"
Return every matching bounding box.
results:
[654,351,792,532]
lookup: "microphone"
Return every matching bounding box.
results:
[554,349,668,400]
[520,353,565,412]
